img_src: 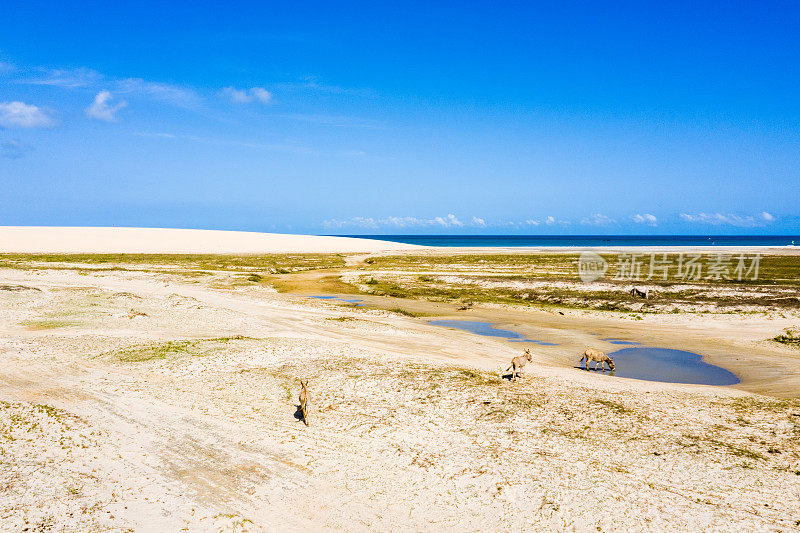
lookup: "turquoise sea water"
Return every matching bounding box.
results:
[340,235,799,247]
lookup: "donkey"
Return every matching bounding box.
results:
[580,348,615,371]
[506,349,533,381]
[298,379,311,426]
[630,287,648,299]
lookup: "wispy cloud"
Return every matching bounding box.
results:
[15,65,201,108]
[471,216,486,227]
[679,212,776,227]
[0,101,55,128]
[323,213,476,230]
[1,139,30,159]
[20,67,102,88]
[631,213,658,226]
[115,78,201,108]
[580,213,615,226]
[544,215,571,226]
[220,86,273,104]
[86,90,127,121]
[275,76,376,97]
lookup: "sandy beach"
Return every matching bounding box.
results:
[1,229,799,531]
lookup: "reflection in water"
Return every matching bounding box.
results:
[583,347,739,386]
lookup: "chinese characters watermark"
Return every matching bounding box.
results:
[577,253,760,282]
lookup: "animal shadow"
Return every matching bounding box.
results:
[294,405,307,423]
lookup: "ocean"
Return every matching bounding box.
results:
[339,235,800,247]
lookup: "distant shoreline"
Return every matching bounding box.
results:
[338,234,800,248]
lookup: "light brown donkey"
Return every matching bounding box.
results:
[506,349,533,381]
[298,379,311,426]
[580,348,615,371]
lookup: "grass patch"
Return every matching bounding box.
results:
[20,319,79,330]
[113,340,198,362]
[387,307,427,318]
[773,328,800,348]
[592,398,633,415]
[107,336,254,363]
[0,253,346,277]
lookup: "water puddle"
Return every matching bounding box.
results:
[427,320,739,386]
[601,338,643,345]
[428,320,558,346]
[587,347,740,386]
[309,295,363,305]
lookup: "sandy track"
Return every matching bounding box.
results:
[1,267,799,531]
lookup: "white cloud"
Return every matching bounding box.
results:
[434,214,463,227]
[525,219,540,226]
[545,216,556,226]
[0,101,54,128]
[85,91,127,121]
[116,78,201,108]
[679,212,775,228]
[1,139,30,159]
[221,86,273,104]
[471,216,486,227]
[580,213,614,226]
[631,213,658,226]
[323,213,467,230]
[21,67,102,88]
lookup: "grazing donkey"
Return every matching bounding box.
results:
[580,348,615,371]
[506,349,533,381]
[298,379,311,426]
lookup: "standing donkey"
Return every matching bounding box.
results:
[580,348,615,371]
[299,379,311,426]
[506,349,533,381]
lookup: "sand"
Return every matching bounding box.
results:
[0,231,799,531]
[0,226,421,254]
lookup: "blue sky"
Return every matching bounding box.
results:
[1,1,798,235]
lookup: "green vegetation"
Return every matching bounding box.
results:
[773,328,800,348]
[20,319,79,330]
[0,253,346,277]
[363,253,800,287]
[387,307,428,318]
[592,398,633,415]
[107,336,253,363]
[351,252,800,312]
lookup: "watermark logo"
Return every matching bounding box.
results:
[576,252,761,283]
[578,251,608,282]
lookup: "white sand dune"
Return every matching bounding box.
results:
[0,226,421,254]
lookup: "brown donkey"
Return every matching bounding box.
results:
[506,349,533,381]
[298,379,311,426]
